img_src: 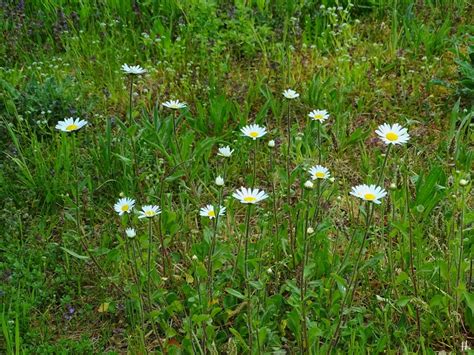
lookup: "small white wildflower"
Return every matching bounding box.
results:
[215,176,224,186]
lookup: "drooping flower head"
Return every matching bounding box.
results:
[138,205,161,219]
[125,228,136,238]
[233,187,268,204]
[308,109,330,123]
[162,100,187,110]
[55,117,88,132]
[375,123,410,145]
[283,89,299,99]
[121,64,146,75]
[308,165,331,180]
[114,197,136,216]
[350,184,387,204]
[241,124,267,140]
[217,146,234,157]
[199,204,226,219]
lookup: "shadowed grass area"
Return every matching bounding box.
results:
[1,1,473,353]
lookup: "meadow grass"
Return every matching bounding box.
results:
[1,1,473,353]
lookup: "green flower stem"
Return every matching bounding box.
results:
[286,100,295,268]
[455,186,466,310]
[329,202,375,351]
[269,146,280,260]
[405,172,422,339]
[243,204,254,352]
[377,144,392,186]
[207,187,223,301]
[147,218,154,304]
[252,139,257,188]
[300,189,312,353]
[173,110,183,162]
[128,76,134,124]
[317,122,322,164]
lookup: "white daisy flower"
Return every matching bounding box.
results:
[233,187,268,204]
[138,205,161,219]
[55,117,88,132]
[241,124,267,140]
[375,123,410,145]
[308,165,331,180]
[121,63,146,75]
[114,197,136,216]
[283,89,299,99]
[215,175,224,186]
[125,228,136,238]
[308,109,330,123]
[217,146,234,157]
[350,184,387,204]
[199,204,226,219]
[162,100,187,109]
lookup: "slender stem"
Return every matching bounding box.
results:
[456,189,466,309]
[329,203,374,351]
[145,218,165,351]
[173,110,183,161]
[207,188,223,301]
[269,148,280,260]
[286,101,295,267]
[155,217,170,277]
[128,76,134,124]
[405,172,422,339]
[147,218,154,306]
[72,135,80,231]
[317,122,322,164]
[125,237,146,329]
[376,144,391,186]
[300,190,311,353]
[243,204,254,352]
[253,139,257,188]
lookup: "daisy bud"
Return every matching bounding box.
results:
[329,177,335,183]
[125,228,136,238]
[336,196,342,201]
[268,140,275,148]
[192,255,198,261]
[389,183,397,190]
[459,179,469,186]
[215,175,224,186]
[267,268,273,275]
[307,227,314,234]
[119,192,125,197]
[304,180,314,189]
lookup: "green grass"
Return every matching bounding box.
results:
[1,1,473,353]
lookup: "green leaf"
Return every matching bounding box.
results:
[226,288,246,300]
[396,296,412,307]
[60,247,90,260]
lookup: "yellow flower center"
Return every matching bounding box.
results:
[208,210,215,217]
[364,193,376,201]
[66,124,78,131]
[315,172,325,179]
[121,204,129,212]
[243,196,256,203]
[145,210,155,216]
[314,114,323,121]
[249,131,259,138]
[386,132,398,141]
